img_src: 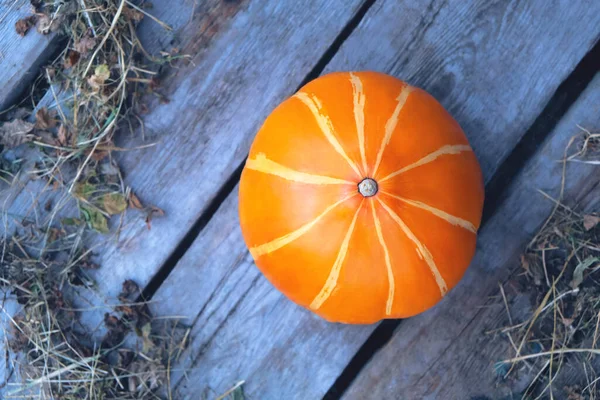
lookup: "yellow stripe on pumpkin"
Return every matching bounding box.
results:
[380,144,472,182]
[372,84,414,177]
[377,198,448,296]
[349,72,368,174]
[370,200,395,315]
[249,193,358,259]
[310,199,364,311]
[294,91,363,179]
[246,153,355,185]
[382,192,477,233]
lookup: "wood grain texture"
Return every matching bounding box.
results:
[343,75,600,400]
[148,1,600,398]
[0,0,60,111]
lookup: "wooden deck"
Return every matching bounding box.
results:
[1,0,600,398]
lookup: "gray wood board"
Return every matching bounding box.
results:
[148,1,600,398]
[0,0,59,111]
[343,75,600,399]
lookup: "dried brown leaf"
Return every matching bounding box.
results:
[74,36,96,54]
[128,192,144,209]
[35,107,57,129]
[64,50,81,68]
[123,6,145,23]
[57,124,68,146]
[145,206,165,230]
[36,14,63,34]
[583,214,600,231]
[121,279,140,297]
[15,16,36,36]
[0,119,35,148]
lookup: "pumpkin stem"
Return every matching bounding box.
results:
[358,178,378,197]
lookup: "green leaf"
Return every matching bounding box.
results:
[570,256,600,289]
[80,205,109,233]
[100,193,127,215]
[140,323,154,353]
[94,64,110,82]
[74,182,95,200]
[61,217,83,226]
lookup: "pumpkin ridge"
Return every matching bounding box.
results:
[379,144,472,182]
[249,192,358,258]
[370,200,395,315]
[377,198,448,296]
[381,191,477,233]
[372,83,414,177]
[245,153,356,185]
[310,199,365,311]
[349,72,368,174]
[293,91,362,178]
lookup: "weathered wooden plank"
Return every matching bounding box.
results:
[343,75,600,399]
[0,0,60,111]
[149,1,600,398]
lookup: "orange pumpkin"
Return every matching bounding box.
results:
[239,71,484,324]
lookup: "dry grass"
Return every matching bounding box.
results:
[494,127,600,399]
[1,238,188,399]
[0,1,191,398]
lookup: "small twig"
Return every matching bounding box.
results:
[78,0,98,36]
[502,347,600,364]
[540,288,579,314]
[499,283,513,325]
[215,380,246,400]
[590,310,600,361]
[542,248,551,287]
[125,1,172,30]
